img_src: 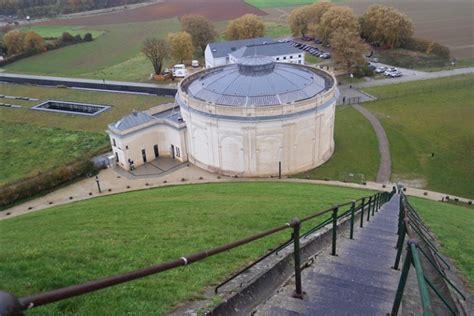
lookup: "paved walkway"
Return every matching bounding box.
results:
[256,194,401,315]
[352,104,391,183]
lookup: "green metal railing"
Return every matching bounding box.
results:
[391,193,465,316]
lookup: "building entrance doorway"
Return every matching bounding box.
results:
[154,144,159,158]
[171,145,175,159]
[142,149,147,163]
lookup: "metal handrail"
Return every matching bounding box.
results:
[1,191,392,315]
[391,193,464,316]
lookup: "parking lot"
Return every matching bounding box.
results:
[279,38,331,62]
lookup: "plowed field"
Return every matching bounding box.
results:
[38,0,265,26]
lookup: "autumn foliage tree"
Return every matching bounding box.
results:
[142,38,169,75]
[316,6,359,44]
[167,32,194,64]
[226,14,265,40]
[360,5,414,48]
[288,2,334,38]
[3,30,26,55]
[180,14,216,53]
[330,30,368,74]
[23,31,45,52]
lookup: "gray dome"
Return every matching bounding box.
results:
[184,56,331,107]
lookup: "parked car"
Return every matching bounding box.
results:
[191,60,200,68]
[384,68,398,76]
[387,71,402,78]
[375,66,387,74]
[314,38,322,44]
[367,63,377,70]
[320,53,331,59]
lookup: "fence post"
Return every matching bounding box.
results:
[291,218,304,299]
[349,200,356,240]
[391,244,413,316]
[410,241,433,315]
[394,221,406,270]
[360,197,365,228]
[0,291,23,316]
[372,195,376,216]
[331,207,338,256]
[367,196,372,222]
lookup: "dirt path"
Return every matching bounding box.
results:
[352,104,391,183]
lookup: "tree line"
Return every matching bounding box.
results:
[289,2,449,73]
[0,0,147,18]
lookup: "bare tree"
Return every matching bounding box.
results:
[142,38,169,75]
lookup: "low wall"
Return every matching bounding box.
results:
[0,74,178,97]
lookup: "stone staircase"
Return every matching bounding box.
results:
[255,194,401,316]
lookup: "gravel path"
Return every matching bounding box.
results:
[352,104,391,183]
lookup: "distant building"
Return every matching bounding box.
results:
[204,37,305,68]
[108,56,336,177]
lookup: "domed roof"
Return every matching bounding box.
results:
[184,56,331,107]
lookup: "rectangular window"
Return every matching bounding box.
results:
[176,147,181,158]
[113,138,116,147]
[298,60,302,64]
[290,56,293,59]
[276,57,280,60]
[142,149,147,163]
[115,152,119,163]
[283,56,286,60]
[154,144,159,158]
[299,54,302,58]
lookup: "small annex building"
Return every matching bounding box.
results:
[204,37,305,68]
[108,56,338,177]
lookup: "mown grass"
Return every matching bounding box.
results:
[410,197,474,289]
[0,182,372,315]
[0,122,107,185]
[0,84,172,132]
[4,19,181,82]
[363,74,474,198]
[264,22,291,38]
[20,25,104,39]
[294,105,379,183]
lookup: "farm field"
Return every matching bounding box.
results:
[0,84,172,132]
[0,182,372,315]
[363,74,474,199]
[245,0,317,9]
[295,105,379,183]
[37,0,265,26]
[20,25,104,39]
[411,197,474,288]
[264,0,474,59]
[0,122,107,186]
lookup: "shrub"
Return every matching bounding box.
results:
[403,37,430,53]
[61,32,75,42]
[74,34,82,42]
[426,41,450,59]
[0,160,98,208]
[84,33,93,41]
[353,64,374,78]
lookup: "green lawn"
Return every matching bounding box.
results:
[21,25,104,39]
[4,19,181,82]
[245,0,319,8]
[0,182,372,315]
[0,122,107,185]
[264,22,291,38]
[0,84,172,133]
[363,74,474,198]
[410,197,474,289]
[295,105,379,183]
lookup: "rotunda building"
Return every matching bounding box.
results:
[176,56,338,177]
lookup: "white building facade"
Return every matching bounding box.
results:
[205,37,305,68]
[108,56,337,177]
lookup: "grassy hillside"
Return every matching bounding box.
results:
[0,182,372,315]
[410,197,473,288]
[295,105,379,183]
[363,74,474,198]
[4,19,181,82]
[0,84,171,133]
[0,122,107,185]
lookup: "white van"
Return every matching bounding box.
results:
[172,64,187,77]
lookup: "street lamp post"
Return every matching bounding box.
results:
[95,176,102,193]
